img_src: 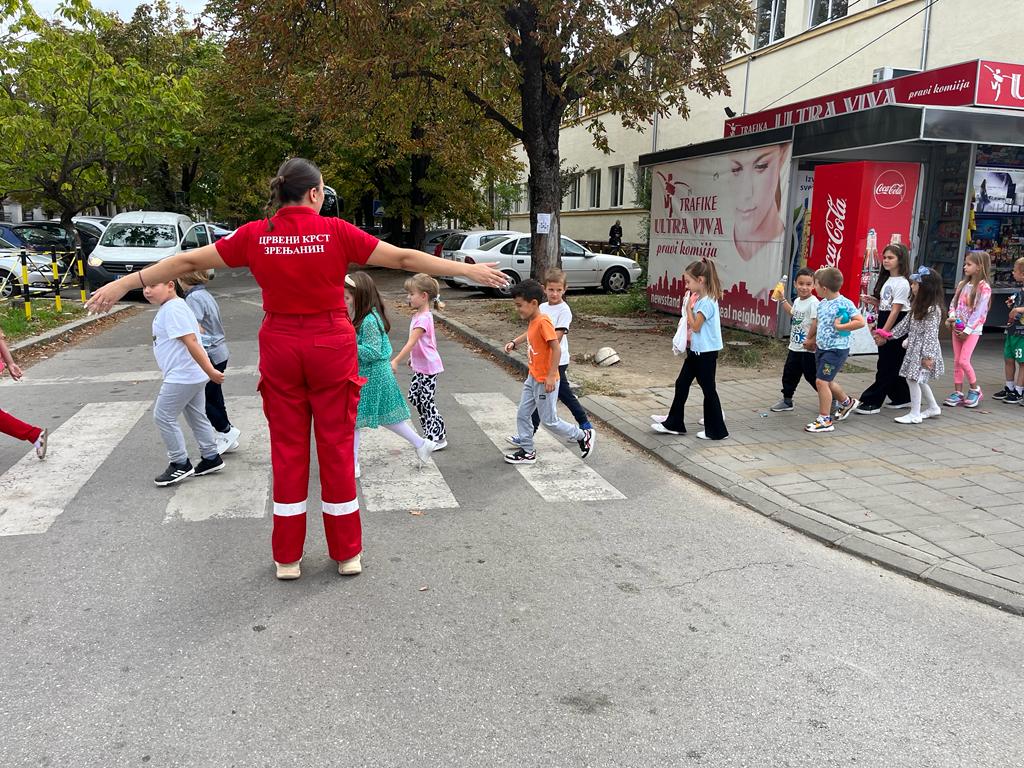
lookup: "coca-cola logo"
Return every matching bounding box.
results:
[873,170,908,210]
[824,195,847,268]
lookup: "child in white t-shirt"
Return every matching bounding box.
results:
[771,268,820,412]
[145,279,227,486]
[504,269,593,445]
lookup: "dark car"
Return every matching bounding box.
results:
[10,222,83,267]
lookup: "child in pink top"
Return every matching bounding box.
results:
[944,250,992,408]
[392,273,448,447]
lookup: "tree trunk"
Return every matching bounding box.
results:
[409,124,430,251]
[517,30,564,282]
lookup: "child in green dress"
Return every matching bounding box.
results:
[345,272,437,478]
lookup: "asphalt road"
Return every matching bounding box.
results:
[1,268,1022,767]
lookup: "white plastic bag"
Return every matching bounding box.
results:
[672,292,690,356]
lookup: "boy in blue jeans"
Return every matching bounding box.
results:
[805,267,865,433]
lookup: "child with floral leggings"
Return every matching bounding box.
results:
[944,250,992,408]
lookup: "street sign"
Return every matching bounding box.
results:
[372,200,385,217]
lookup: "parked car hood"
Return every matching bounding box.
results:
[91,244,179,263]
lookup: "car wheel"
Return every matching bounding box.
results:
[444,279,460,289]
[0,270,20,300]
[602,267,630,293]
[489,270,521,298]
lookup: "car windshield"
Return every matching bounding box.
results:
[477,236,512,252]
[100,224,178,248]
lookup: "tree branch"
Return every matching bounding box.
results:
[394,68,524,142]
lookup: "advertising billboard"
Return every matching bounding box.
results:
[647,142,793,335]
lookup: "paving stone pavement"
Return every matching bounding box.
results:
[437,313,1024,615]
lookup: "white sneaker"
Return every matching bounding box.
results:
[698,418,705,426]
[275,559,301,580]
[651,422,684,435]
[894,413,922,424]
[215,433,239,455]
[338,553,362,576]
[416,439,437,465]
[432,439,448,451]
[223,426,242,452]
[921,406,942,419]
[650,414,668,423]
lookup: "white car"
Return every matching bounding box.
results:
[0,237,63,299]
[450,234,642,295]
[86,211,216,290]
[440,229,525,286]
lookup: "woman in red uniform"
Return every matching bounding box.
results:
[86,158,507,580]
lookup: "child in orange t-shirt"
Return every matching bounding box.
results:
[504,279,595,465]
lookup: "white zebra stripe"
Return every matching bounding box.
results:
[356,427,459,512]
[0,401,151,536]
[453,392,625,503]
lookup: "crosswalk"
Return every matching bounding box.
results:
[0,393,625,537]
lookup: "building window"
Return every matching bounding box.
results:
[809,0,847,27]
[587,169,601,208]
[755,0,786,48]
[610,166,626,207]
[566,176,581,210]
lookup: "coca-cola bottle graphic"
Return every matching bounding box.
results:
[860,228,880,327]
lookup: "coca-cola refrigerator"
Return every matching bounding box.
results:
[807,161,922,304]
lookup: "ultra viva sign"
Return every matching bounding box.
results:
[725,59,1024,138]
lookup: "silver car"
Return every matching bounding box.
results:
[451,234,642,295]
[440,229,524,287]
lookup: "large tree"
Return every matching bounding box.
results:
[220,0,752,278]
[216,0,522,246]
[0,0,199,239]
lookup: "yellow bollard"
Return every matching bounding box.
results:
[50,251,63,313]
[19,251,32,320]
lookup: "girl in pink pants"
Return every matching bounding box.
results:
[944,250,992,408]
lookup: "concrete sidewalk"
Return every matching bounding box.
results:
[438,314,1024,615]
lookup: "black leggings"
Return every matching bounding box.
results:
[859,310,910,408]
[663,350,728,439]
[205,358,231,433]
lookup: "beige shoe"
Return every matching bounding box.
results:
[338,553,363,576]
[275,559,301,580]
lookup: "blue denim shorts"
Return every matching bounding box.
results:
[815,348,849,382]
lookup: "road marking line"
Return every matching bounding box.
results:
[0,365,260,388]
[164,396,272,522]
[453,392,625,502]
[0,400,152,536]
[357,428,458,512]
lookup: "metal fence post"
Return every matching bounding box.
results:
[50,250,63,313]
[19,250,32,320]
[77,251,87,301]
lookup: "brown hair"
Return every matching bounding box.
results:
[265,157,322,231]
[345,271,390,333]
[177,270,211,288]
[954,250,992,309]
[685,259,722,301]
[872,242,911,299]
[404,273,445,310]
[911,269,944,321]
[544,268,567,287]
[814,267,844,293]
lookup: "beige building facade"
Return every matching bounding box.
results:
[506,0,1024,245]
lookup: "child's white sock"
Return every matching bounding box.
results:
[908,380,923,417]
[385,419,426,448]
[1016,385,1024,394]
[1007,380,1015,390]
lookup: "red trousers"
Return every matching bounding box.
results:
[0,408,42,444]
[258,310,364,564]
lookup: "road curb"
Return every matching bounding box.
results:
[436,311,1024,616]
[10,304,136,355]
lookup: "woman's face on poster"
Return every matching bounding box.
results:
[729,146,783,239]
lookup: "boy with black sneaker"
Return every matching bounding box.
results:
[804,267,865,433]
[993,257,1024,404]
[145,278,226,485]
[504,279,594,465]
[770,268,819,412]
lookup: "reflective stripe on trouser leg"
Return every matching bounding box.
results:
[310,368,363,563]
